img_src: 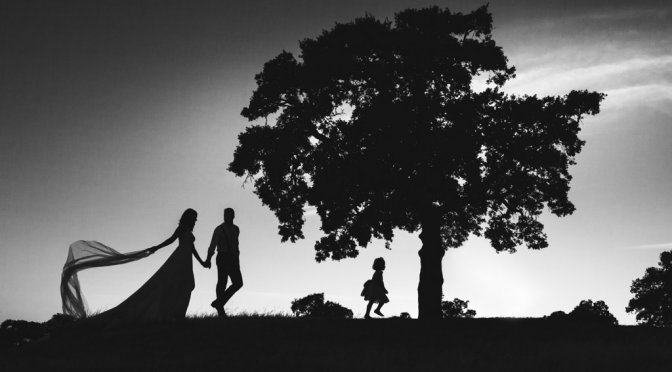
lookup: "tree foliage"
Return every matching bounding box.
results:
[290,293,354,319]
[626,251,672,327]
[569,300,618,326]
[230,5,604,261]
[441,297,476,318]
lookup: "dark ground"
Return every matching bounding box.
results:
[2,317,672,371]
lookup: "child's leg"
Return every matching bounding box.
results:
[374,302,385,316]
[365,301,374,318]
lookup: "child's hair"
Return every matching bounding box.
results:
[373,257,386,271]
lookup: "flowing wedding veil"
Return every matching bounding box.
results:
[61,240,152,318]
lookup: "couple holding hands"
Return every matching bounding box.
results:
[144,207,243,319]
[61,207,244,322]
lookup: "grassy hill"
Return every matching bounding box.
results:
[2,316,672,371]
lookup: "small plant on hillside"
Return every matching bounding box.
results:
[569,300,618,325]
[626,250,672,327]
[45,313,76,331]
[291,293,353,319]
[546,310,568,320]
[441,298,476,318]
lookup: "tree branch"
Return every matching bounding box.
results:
[311,128,330,143]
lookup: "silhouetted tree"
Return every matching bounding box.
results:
[626,250,672,327]
[569,300,618,326]
[441,297,476,318]
[230,5,605,318]
[290,293,353,319]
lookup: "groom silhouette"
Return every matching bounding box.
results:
[205,208,243,317]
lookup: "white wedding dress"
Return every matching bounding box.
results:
[61,228,196,323]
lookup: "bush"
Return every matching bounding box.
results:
[0,319,46,349]
[569,300,618,326]
[546,311,568,321]
[441,298,476,319]
[290,293,353,319]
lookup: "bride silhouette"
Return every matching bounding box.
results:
[61,209,207,323]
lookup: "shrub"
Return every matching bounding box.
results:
[290,293,353,319]
[569,300,618,325]
[441,298,476,318]
[547,310,568,321]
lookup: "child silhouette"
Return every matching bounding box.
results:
[361,257,389,318]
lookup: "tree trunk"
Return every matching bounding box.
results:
[417,209,445,319]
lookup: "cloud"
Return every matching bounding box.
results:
[603,83,672,115]
[496,1,672,110]
[500,3,672,41]
[579,7,670,21]
[626,242,672,250]
[505,54,672,98]
[499,49,672,126]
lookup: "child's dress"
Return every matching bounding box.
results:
[361,270,389,304]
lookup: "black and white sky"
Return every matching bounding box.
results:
[1,0,671,323]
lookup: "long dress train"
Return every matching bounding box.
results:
[61,228,196,323]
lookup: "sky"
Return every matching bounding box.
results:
[1,0,671,324]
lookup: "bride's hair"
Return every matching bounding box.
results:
[179,208,198,231]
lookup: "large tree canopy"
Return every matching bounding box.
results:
[230,5,604,318]
[626,251,672,327]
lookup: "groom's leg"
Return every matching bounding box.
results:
[215,261,229,305]
[220,258,243,306]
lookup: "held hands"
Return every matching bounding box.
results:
[201,258,211,269]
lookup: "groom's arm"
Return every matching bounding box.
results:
[205,227,219,264]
